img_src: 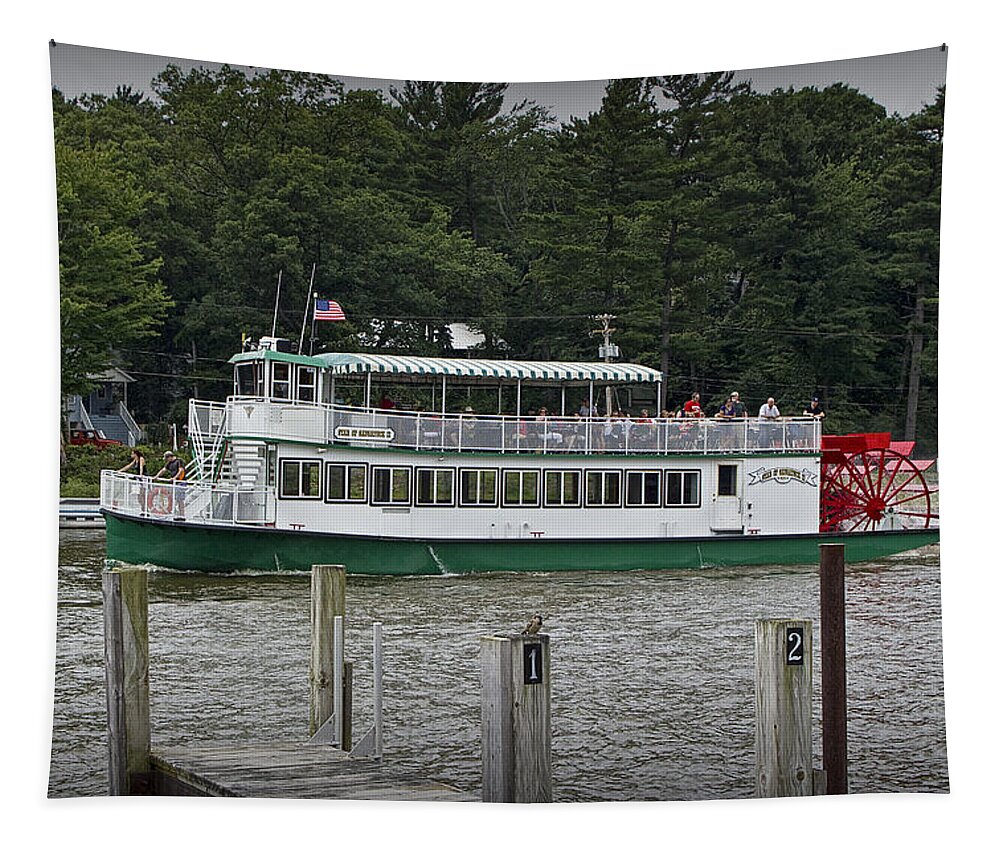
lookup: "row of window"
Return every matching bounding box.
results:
[279,460,712,508]
[236,362,325,403]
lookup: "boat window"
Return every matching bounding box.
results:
[666,471,700,507]
[460,469,498,506]
[372,466,411,505]
[326,463,367,502]
[266,445,277,489]
[586,470,621,507]
[416,468,455,506]
[544,470,581,507]
[626,470,661,507]
[235,362,264,397]
[503,469,540,506]
[297,366,316,403]
[280,460,321,499]
[271,362,291,400]
[718,464,737,497]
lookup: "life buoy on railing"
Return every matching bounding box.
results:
[148,485,173,515]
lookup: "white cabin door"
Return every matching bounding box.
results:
[710,462,744,532]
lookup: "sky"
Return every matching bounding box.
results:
[6,2,997,849]
[50,42,947,122]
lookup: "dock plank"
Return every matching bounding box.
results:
[151,743,474,801]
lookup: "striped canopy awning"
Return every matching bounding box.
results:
[315,353,661,384]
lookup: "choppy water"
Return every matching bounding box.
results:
[49,530,948,801]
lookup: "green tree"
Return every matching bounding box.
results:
[516,79,663,362]
[872,88,943,447]
[56,141,170,398]
[643,72,750,398]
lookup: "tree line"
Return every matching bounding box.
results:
[52,66,942,451]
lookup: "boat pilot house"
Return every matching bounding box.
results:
[100,338,938,574]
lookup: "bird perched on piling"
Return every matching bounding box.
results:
[522,614,543,635]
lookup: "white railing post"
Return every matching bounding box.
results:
[333,615,344,747]
[373,622,383,757]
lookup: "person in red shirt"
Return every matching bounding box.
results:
[682,392,704,418]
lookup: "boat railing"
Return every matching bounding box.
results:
[204,396,822,455]
[188,400,229,480]
[100,470,275,527]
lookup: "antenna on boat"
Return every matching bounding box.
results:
[298,263,317,354]
[271,270,283,338]
[591,313,618,415]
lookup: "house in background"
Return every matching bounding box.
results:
[66,367,144,447]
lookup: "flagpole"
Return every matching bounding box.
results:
[298,263,317,353]
[309,291,318,356]
[271,270,282,338]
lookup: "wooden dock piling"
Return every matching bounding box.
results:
[481,633,551,803]
[102,566,150,795]
[309,564,345,739]
[820,543,848,794]
[754,618,813,797]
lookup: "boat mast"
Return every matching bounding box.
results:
[298,263,317,354]
[271,270,282,338]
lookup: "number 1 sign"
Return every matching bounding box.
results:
[524,643,543,685]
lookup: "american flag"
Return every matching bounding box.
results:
[314,299,346,321]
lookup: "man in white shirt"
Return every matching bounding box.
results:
[758,397,780,419]
[758,397,781,448]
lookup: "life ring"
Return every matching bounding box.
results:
[148,486,173,515]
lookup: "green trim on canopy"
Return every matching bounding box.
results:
[315,353,661,384]
[229,350,328,368]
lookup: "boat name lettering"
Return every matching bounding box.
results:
[747,466,818,487]
[334,426,396,441]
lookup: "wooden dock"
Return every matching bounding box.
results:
[149,743,473,800]
[103,564,477,801]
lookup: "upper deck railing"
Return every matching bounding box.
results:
[193,397,822,458]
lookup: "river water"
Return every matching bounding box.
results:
[49,530,948,801]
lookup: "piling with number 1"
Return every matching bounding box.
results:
[480,633,551,802]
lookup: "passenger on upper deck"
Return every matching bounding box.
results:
[730,392,748,418]
[758,397,781,420]
[758,397,782,448]
[715,397,738,450]
[803,396,825,420]
[632,409,654,447]
[716,398,737,419]
[795,396,825,447]
[683,392,704,418]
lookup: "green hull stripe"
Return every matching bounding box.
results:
[104,513,939,576]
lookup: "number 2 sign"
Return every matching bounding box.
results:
[786,626,804,666]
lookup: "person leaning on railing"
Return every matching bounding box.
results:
[758,397,782,448]
[117,448,148,511]
[799,396,825,447]
[153,450,188,519]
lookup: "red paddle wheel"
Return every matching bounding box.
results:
[820,433,938,532]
